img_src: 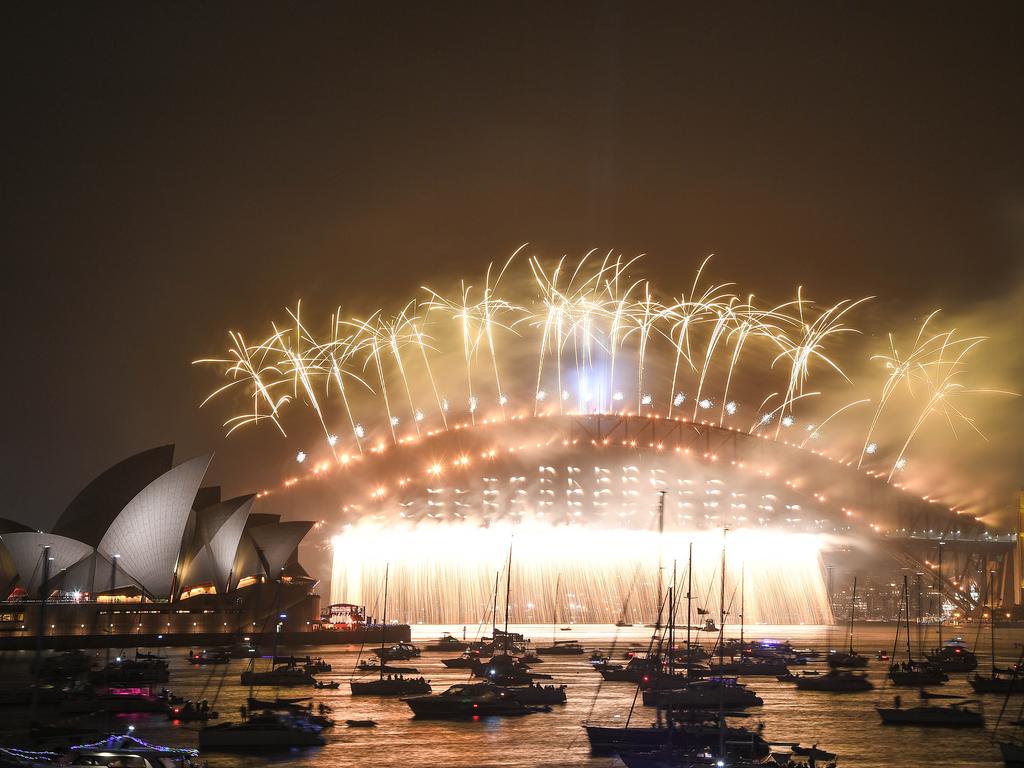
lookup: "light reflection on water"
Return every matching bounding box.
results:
[13,624,1024,768]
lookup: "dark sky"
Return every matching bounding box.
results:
[2,2,1022,531]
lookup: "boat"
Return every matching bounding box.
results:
[346,719,377,728]
[403,682,539,718]
[599,653,662,683]
[30,650,94,679]
[187,647,230,665]
[372,641,422,661]
[889,659,949,686]
[970,598,1019,693]
[927,636,978,672]
[69,733,202,766]
[1000,740,1024,766]
[59,686,168,714]
[304,657,332,673]
[827,577,868,668]
[247,695,310,712]
[87,655,169,684]
[0,733,202,766]
[971,670,1024,694]
[793,669,874,692]
[240,664,315,687]
[708,658,788,676]
[351,674,431,696]
[642,677,763,709]
[877,700,984,727]
[583,712,771,758]
[475,652,550,685]
[352,564,431,696]
[313,679,340,689]
[535,639,586,655]
[441,652,482,669]
[356,660,419,674]
[424,633,467,652]
[887,576,948,687]
[167,700,219,721]
[199,711,326,749]
[504,683,567,704]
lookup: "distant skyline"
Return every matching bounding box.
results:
[2,3,1022,531]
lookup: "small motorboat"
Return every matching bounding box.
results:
[187,648,230,665]
[168,702,219,721]
[346,719,377,728]
[441,653,482,669]
[313,680,341,690]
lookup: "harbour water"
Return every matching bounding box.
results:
[2,623,1020,767]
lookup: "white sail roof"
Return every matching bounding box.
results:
[0,532,93,596]
[98,453,212,597]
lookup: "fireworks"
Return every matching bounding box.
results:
[196,251,1011,499]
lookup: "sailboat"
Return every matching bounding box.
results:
[536,574,585,655]
[826,577,867,668]
[709,563,788,677]
[971,575,1022,694]
[644,546,764,710]
[475,542,553,686]
[351,564,431,696]
[888,576,948,686]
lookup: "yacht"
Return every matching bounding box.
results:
[404,682,538,718]
[350,674,431,696]
[642,677,763,709]
[877,701,984,727]
[373,641,422,661]
[199,711,326,748]
[927,637,978,672]
[424,633,468,652]
[794,669,874,692]
[535,639,586,655]
[240,663,315,687]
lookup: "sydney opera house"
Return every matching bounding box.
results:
[0,446,384,649]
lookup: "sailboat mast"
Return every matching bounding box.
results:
[903,575,912,660]
[937,541,944,646]
[491,570,499,639]
[503,540,513,645]
[381,562,389,680]
[849,577,857,654]
[656,491,666,628]
[686,543,693,679]
[552,573,560,645]
[990,569,997,677]
[740,562,745,647]
[719,529,727,668]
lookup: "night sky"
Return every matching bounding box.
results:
[2,3,1022,532]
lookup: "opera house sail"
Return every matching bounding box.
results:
[0,446,408,649]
